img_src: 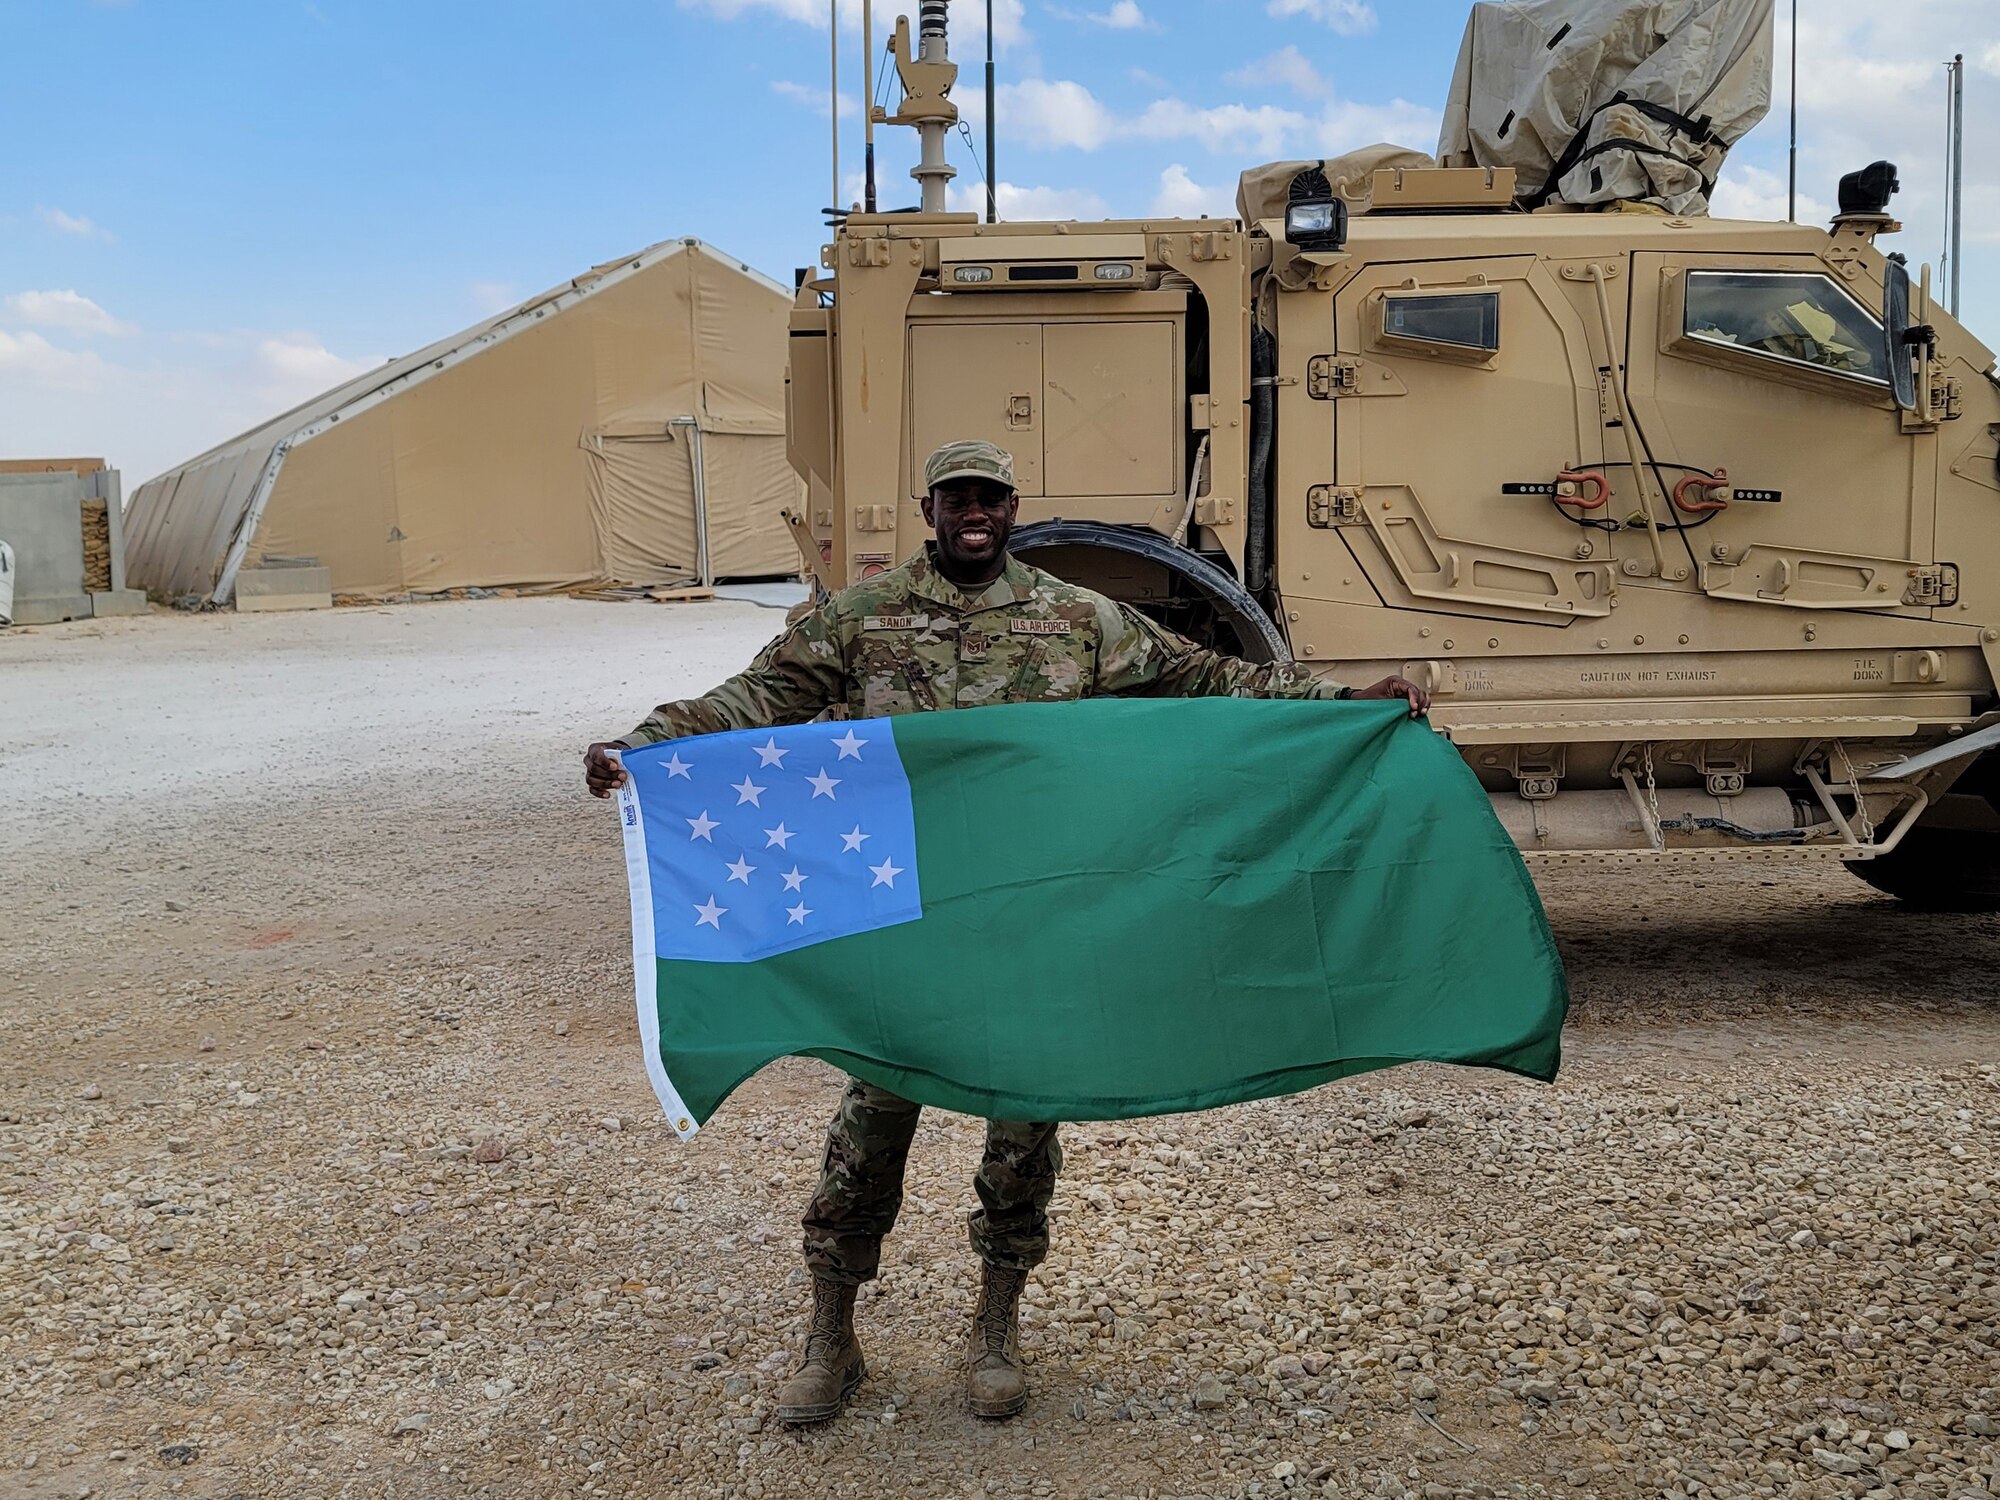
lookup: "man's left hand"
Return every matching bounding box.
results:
[1349,675,1430,717]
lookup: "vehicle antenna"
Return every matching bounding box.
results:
[1940,60,1952,297]
[875,1,959,211]
[1786,0,1797,222]
[914,0,954,212]
[829,0,840,217]
[864,0,877,213]
[1948,53,1963,317]
[986,0,997,222]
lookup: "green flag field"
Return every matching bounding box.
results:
[615,698,1566,1136]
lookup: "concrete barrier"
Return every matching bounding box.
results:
[0,474,91,625]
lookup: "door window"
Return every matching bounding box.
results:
[1382,291,1500,352]
[1682,270,1885,385]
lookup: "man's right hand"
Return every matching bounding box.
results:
[583,741,631,799]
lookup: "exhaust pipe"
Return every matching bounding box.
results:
[1246,323,1276,595]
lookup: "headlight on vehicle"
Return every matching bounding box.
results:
[1284,197,1348,251]
[952,265,994,284]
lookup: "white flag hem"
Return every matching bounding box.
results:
[615,753,701,1140]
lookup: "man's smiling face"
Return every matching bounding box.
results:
[923,478,1019,583]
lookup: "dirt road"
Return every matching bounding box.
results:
[3,600,1996,1500]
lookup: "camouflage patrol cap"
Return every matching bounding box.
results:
[923,438,1016,492]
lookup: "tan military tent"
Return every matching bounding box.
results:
[126,237,803,603]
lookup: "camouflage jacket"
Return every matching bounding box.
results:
[622,547,1344,744]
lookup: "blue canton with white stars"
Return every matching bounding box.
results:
[620,718,924,963]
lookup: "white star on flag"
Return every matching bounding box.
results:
[786,902,812,925]
[781,867,807,891]
[725,855,756,884]
[834,729,868,761]
[869,858,904,889]
[732,775,766,807]
[693,895,727,928]
[807,768,841,799]
[663,753,692,779]
[687,810,718,842]
[764,822,795,849]
[840,825,869,852]
[753,738,788,768]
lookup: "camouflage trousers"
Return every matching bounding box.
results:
[802,1076,1062,1285]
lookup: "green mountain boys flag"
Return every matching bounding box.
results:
[613,698,1565,1137]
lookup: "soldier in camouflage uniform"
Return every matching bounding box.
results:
[584,439,1427,1424]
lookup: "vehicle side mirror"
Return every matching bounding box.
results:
[1883,257,1918,412]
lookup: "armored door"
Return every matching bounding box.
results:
[907,323,1045,498]
[1324,255,1615,625]
[1623,253,1935,616]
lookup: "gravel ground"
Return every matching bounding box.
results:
[2,598,1997,1500]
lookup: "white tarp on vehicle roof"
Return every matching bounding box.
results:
[1437,0,1774,216]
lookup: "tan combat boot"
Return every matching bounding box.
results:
[776,1277,866,1425]
[965,1263,1030,1418]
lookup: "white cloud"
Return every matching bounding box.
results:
[996,74,1426,162]
[1748,0,1997,334]
[1150,164,1234,219]
[1135,98,1308,156]
[1049,0,1155,30]
[1006,76,1309,157]
[947,180,1111,219]
[1795,55,1933,115]
[4,290,137,337]
[252,334,382,406]
[771,79,859,119]
[0,330,109,391]
[0,325,392,484]
[37,206,111,240]
[958,0,1029,52]
[1226,45,1330,100]
[1267,0,1376,36]
[1710,162,1831,224]
[996,78,1117,150]
[1312,97,1441,156]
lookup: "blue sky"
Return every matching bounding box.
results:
[3,0,1994,483]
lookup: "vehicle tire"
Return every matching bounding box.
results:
[1848,827,2000,911]
[1010,520,1290,664]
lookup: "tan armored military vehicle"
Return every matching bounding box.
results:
[784,0,2000,907]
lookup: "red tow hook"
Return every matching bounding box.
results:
[1554,468,1609,509]
[1673,467,1731,514]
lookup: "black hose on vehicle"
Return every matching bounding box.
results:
[1247,323,1276,596]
